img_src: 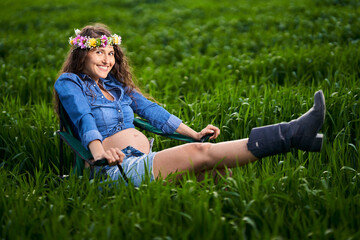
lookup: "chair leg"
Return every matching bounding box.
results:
[117,163,129,183]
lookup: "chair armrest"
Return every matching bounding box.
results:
[57,130,93,161]
[133,118,211,142]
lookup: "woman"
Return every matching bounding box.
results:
[54,24,325,186]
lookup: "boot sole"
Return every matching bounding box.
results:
[309,133,323,152]
[315,90,325,152]
[315,90,326,131]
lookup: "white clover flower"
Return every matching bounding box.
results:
[74,29,81,35]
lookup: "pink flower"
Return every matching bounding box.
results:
[101,35,108,47]
[79,36,87,49]
[72,35,81,47]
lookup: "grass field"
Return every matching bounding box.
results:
[1,0,359,239]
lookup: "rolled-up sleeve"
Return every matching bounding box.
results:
[161,114,182,134]
[54,74,102,149]
[129,90,182,134]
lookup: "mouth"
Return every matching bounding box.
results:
[97,65,109,71]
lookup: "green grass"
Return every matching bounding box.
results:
[1,0,360,239]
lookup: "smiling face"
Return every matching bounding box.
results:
[83,45,115,82]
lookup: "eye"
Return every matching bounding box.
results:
[96,51,103,55]
[109,52,114,56]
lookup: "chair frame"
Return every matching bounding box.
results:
[56,102,210,180]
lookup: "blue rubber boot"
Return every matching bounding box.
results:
[247,90,325,158]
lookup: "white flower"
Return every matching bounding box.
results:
[74,29,81,35]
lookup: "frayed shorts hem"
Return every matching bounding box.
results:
[94,144,156,187]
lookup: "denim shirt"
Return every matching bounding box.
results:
[55,73,182,150]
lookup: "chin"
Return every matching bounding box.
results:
[98,73,109,79]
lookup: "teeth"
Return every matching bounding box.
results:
[98,66,108,70]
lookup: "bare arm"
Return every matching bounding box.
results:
[175,123,220,141]
[88,140,125,166]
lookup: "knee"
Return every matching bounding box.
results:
[191,142,212,154]
[189,142,213,166]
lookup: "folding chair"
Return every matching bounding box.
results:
[56,102,211,181]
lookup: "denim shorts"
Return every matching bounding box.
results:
[94,139,156,187]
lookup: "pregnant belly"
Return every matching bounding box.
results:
[102,128,151,154]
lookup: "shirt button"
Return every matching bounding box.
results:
[101,96,104,98]
[127,149,131,154]
[93,84,96,87]
[118,110,121,112]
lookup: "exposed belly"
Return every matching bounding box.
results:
[102,128,150,154]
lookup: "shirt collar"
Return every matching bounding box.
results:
[102,76,111,83]
[79,73,91,81]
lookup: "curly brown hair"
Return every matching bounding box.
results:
[53,23,139,115]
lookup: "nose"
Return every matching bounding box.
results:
[102,54,109,64]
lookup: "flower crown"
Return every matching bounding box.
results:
[69,29,122,49]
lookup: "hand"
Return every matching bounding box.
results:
[198,124,220,140]
[95,147,125,166]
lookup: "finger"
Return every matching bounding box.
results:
[115,148,125,163]
[109,148,120,161]
[105,151,116,166]
[214,127,220,137]
[212,130,220,139]
[210,132,217,139]
[202,130,215,139]
[206,125,216,133]
[206,129,215,135]
[208,126,220,139]
[204,124,214,134]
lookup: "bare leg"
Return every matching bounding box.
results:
[153,138,257,179]
[153,91,325,179]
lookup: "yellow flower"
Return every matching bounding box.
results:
[113,36,119,44]
[69,39,74,45]
[89,38,97,47]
